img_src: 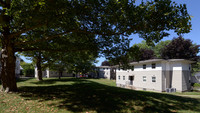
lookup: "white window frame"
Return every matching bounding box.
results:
[143,76,147,82]
[123,76,125,80]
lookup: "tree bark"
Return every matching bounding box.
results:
[0,0,17,92]
[58,71,62,79]
[36,52,43,81]
[1,37,17,92]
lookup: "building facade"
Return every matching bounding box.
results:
[34,67,73,78]
[95,66,116,80]
[0,54,21,78]
[116,59,194,92]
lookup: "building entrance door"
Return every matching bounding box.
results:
[129,76,134,85]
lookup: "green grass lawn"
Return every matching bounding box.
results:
[0,77,200,113]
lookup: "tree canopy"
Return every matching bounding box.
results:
[161,36,200,61]
[101,60,111,66]
[0,0,192,92]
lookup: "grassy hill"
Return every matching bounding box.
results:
[0,77,200,113]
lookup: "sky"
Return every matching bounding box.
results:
[21,0,200,65]
[94,0,200,66]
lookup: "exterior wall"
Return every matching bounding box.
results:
[182,71,191,91]
[15,57,21,76]
[116,60,193,92]
[161,61,192,92]
[116,70,130,86]
[116,62,163,92]
[162,71,166,91]
[34,67,47,78]
[98,68,111,79]
[48,71,59,77]
[133,71,162,91]
[162,62,183,92]
[35,68,73,78]
[171,70,182,91]
[48,71,73,77]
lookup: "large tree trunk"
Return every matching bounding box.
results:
[58,71,63,79]
[36,52,43,81]
[0,0,17,92]
[1,37,17,92]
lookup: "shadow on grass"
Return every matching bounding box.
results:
[30,78,81,85]
[18,78,200,113]
[16,77,35,83]
[0,77,32,85]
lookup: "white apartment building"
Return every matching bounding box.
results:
[116,59,194,92]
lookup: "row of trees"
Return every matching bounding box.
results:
[0,0,192,92]
[129,36,199,62]
[103,36,199,72]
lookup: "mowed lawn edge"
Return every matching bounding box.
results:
[0,77,200,113]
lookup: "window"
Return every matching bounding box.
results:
[131,66,134,71]
[118,75,120,80]
[143,64,146,69]
[152,76,156,82]
[152,63,156,69]
[106,68,108,70]
[118,68,120,71]
[143,76,146,82]
[103,68,105,70]
[123,76,125,80]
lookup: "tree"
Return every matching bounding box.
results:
[20,51,48,81]
[161,36,200,61]
[47,51,97,79]
[101,61,111,66]
[153,40,171,58]
[20,62,34,77]
[131,40,171,58]
[140,48,155,60]
[0,0,191,92]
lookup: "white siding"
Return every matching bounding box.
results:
[134,63,162,71]
[171,70,182,91]
[116,63,163,91]
[98,68,111,79]
[182,63,190,71]
[116,60,192,92]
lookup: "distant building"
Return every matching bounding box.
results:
[191,72,200,84]
[34,67,73,78]
[93,66,116,80]
[15,57,21,77]
[0,53,21,78]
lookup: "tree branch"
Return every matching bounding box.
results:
[15,29,127,47]
[14,30,73,46]
[0,0,6,7]
[10,22,46,38]
[15,47,91,52]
